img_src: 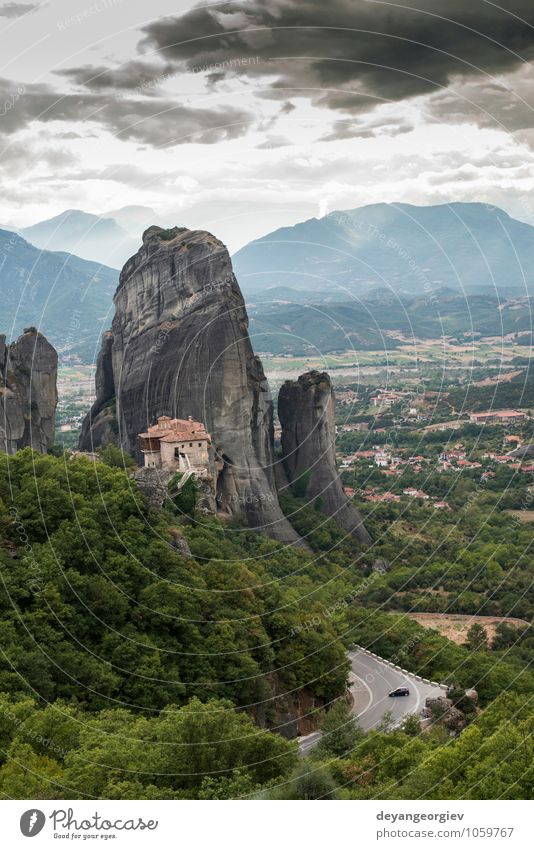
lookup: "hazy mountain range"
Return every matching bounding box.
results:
[2,201,534,362]
[233,202,534,298]
[15,206,158,269]
[0,228,118,362]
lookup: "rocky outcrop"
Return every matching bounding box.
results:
[78,331,117,448]
[79,226,302,545]
[424,695,467,733]
[278,371,371,545]
[131,466,217,517]
[510,444,534,460]
[0,328,57,454]
[253,686,324,739]
[130,466,173,510]
[168,527,193,559]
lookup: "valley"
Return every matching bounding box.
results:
[54,336,534,447]
[2,212,533,805]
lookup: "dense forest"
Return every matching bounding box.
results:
[0,449,532,798]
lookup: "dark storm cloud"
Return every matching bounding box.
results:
[0,76,253,145]
[427,67,534,132]
[140,0,534,112]
[0,2,39,17]
[55,60,176,92]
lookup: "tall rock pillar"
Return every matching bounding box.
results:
[278,370,371,545]
[0,329,57,454]
[79,226,302,545]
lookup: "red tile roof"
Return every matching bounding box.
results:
[139,416,211,443]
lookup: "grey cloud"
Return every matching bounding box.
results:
[426,65,534,131]
[427,170,481,185]
[206,71,226,87]
[0,76,253,146]
[55,60,177,92]
[140,0,534,114]
[0,141,75,177]
[322,117,414,141]
[110,100,252,146]
[0,2,39,17]
[256,134,292,149]
[280,101,295,114]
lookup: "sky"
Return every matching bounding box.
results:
[2,0,534,250]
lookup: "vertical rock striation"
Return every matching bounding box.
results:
[0,328,58,454]
[278,370,371,544]
[79,226,301,545]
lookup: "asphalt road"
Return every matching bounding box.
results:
[347,648,445,730]
[298,648,446,754]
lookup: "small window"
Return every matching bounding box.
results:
[198,442,202,447]
[190,442,193,447]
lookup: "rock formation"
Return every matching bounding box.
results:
[510,444,534,460]
[423,695,468,734]
[278,371,371,545]
[79,331,117,448]
[79,226,301,545]
[0,328,57,454]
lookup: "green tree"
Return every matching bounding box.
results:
[464,623,489,652]
[269,763,339,800]
[97,444,136,468]
[318,699,363,757]
[401,714,421,736]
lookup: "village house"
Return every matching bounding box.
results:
[364,491,401,503]
[374,450,390,467]
[504,434,522,446]
[457,458,482,469]
[494,454,518,464]
[371,391,405,407]
[469,410,526,424]
[403,487,430,500]
[443,449,466,461]
[353,450,376,460]
[138,415,213,476]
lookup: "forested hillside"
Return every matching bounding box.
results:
[0,450,532,798]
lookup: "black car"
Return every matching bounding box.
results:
[388,687,410,697]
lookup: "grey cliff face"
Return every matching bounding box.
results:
[79,226,301,545]
[78,331,117,448]
[278,370,372,545]
[0,329,58,454]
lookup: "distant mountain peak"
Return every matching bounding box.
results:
[0,227,118,363]
[20,209,139,269]
[233,200,534,298]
